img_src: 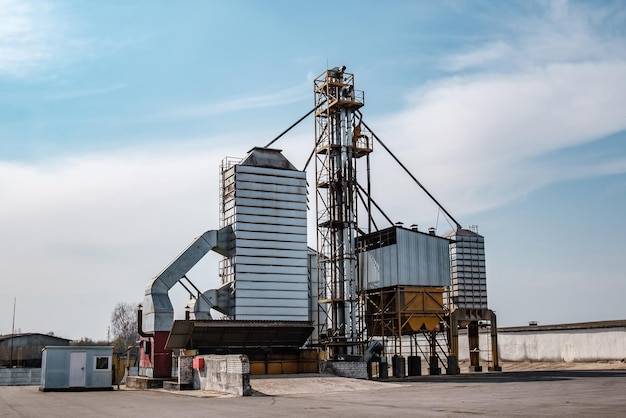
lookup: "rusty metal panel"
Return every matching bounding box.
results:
[365,286,446,335]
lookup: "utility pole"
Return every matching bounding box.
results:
[10,297,16,368]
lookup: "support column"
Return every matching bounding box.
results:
[429,331,441,375]
[489,310,502,372]
[468,321,482,372]
[447,311,460,375]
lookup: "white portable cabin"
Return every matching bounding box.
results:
[40,346,113,391]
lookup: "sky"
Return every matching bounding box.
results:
[1,0,625,341]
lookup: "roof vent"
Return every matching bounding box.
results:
[239,147,297,170]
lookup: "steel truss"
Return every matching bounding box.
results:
[314,67,372,358]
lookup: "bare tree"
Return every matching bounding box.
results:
[71,337,108,346]
[110,302,139,353]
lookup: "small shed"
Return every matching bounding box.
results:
[40,346,113,391]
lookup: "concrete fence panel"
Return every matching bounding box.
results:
[0,368,42,386]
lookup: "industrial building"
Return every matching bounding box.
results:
[132,67,502,392]
[0,333,71,368]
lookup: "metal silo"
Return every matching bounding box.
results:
[443,226,501,372]
[219,147,309,321]
[357,225,451,372]
[444,227,488,311]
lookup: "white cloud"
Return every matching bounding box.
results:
[165,79,311,119]
[0,0,62,77]
[369,1,626,223]
[442,1,626,74]
[2,0,625,339]
[0,141,249,339]
[0,135,322,339]
[441,41,513,72]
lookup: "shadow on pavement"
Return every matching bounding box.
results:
[380,369,626,384]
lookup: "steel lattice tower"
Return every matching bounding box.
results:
[314,66,372,358]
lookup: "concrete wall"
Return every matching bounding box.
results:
[193,355,251,396]
[458,325,626,362]
[0,368,41,386]
[319,361,369,379]
[178,356,193,385]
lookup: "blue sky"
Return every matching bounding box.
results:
[1,0,625,341]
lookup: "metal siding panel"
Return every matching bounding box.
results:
[235,189,307,203]
[389,244,399,288]
[223,198,236,211]
[235,196,306,211]
[235,313,309,321]
[235,305,309,316]
[308,251,319,330]
[360,251,381,289]
[235,305,310,316]
[361,228,450,289]
[421,233,433,285]
[448,231,487,309]
[235,281,309,291]
[235,222,307,235]
[233,206,306,219]
[234,213,307,227]
[235,264,308,275]
[235,296,309,308]
[222,167,236,185]
[235,165,307,180]
[235,239,308,251]
[233,256,308,267]
[228,158,309,321]
[397,229,409,284]
[235,180,306,195]
[425,234,438,285]
[376,244,398,288]
[235,247,307,258]
[234,272,308,283]
[233,173,306,188]
[235,230,306,242]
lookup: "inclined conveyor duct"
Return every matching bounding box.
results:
[141,226,233,334]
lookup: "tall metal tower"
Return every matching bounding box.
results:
[314,66,372,358]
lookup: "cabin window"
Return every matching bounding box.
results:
[95,356,110,370]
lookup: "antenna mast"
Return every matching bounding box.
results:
[10,297,16,368]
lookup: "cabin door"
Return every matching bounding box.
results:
[69,351,87,387]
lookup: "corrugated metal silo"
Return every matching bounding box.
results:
[219,147,309,321]
[358,226,451,335]
[444,227,488,310]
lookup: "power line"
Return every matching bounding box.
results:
[357,111,462,230]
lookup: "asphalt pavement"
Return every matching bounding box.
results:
[1,369,625,417]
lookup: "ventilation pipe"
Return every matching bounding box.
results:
[136,304,152,338]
